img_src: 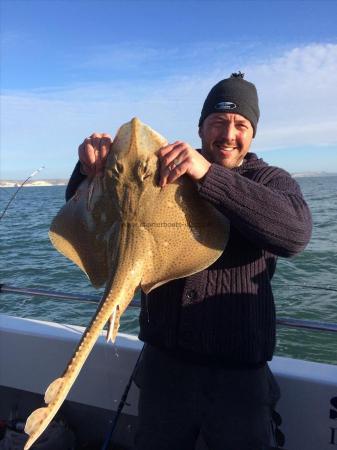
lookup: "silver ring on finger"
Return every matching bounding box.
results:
[169,158,180,171]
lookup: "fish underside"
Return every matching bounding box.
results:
[23,118,230,449]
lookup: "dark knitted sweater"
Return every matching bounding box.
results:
[66,153,312,366]
[140,154,312,365]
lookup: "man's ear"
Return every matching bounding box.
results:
[198,126,203,139]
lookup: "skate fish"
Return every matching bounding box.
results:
[24,117,230,449]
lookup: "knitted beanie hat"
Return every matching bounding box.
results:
[198,72,260,137]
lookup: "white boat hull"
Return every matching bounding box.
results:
[1,314,337,449]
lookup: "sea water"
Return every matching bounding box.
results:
[0,176,336,365]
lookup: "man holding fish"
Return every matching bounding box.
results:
[67,73,312,450]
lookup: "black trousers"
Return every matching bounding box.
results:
[134,345,280,450]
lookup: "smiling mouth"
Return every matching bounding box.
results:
[216,145,237,153]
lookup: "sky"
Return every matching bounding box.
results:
[1,0,337,179]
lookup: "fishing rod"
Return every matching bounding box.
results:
[0,166,45,221]
[100,346,144,450]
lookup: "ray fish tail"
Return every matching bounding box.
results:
[24,225,144,450]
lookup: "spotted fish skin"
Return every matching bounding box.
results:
[24,118,229,449]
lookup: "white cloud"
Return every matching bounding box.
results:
[1,42,337,178]
[247,43,337,150]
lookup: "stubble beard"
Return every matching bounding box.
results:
[202,146,245,169]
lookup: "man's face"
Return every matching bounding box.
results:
[199,112,254,169]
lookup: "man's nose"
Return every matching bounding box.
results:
[219,124,235,142]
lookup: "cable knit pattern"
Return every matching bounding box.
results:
[199,155,311,256]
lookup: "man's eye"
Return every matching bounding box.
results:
[237,123,248,129]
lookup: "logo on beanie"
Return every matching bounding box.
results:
[214,101,237,110]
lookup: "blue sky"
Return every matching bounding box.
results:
[1,0,337,179]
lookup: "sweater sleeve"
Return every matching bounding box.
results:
[65,161,87,201]
[198,163,312,257]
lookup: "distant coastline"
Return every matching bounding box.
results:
[291,172,337,178]
[1,172,337,188]
[0,179,68,188]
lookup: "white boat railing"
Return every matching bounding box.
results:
[1,283,337,334]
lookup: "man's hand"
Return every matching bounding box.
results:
[158,141,211,187]
[78,133,113,177]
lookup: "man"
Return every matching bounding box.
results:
[66,73,312,450]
